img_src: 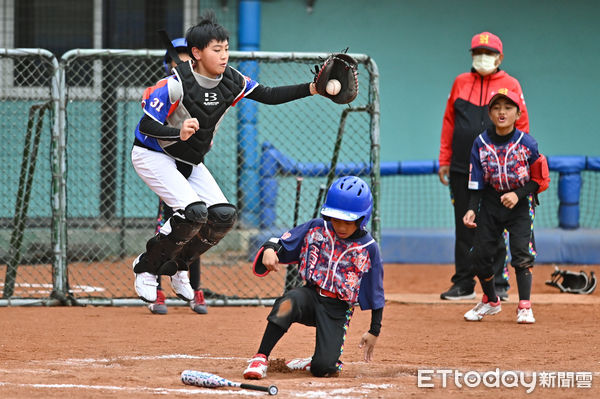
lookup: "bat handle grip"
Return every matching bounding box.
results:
[240,383,278,395]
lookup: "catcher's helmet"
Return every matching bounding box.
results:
[321,176,372,229]
[163,37,188,74]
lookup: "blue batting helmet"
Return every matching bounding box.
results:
[320,176,373,229]
[163,37,188,75]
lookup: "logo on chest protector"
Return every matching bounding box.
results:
[204,92,219,106]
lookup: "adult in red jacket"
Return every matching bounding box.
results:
[438,32,529,300]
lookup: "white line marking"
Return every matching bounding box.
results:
[23,354,599,379]
[40,353,383,367]
[40,353,244,367]
[0,381,262,395]
[0,282,105,293]
[294,388,366,399]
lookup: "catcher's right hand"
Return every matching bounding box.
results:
[313,51,359,104]
[180,118,199,141]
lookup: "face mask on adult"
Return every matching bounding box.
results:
[472,54,499,76]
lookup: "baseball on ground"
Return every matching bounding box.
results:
[326,79,341,95]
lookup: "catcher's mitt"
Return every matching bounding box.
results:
[313,51,358,104]
[545,266,597,294]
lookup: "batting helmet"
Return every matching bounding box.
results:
[163,37,188,75]
[320,176,373,230]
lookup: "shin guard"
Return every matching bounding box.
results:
[174,203,237,270]
[134,202,208,275]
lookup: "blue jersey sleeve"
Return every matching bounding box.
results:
[141,77,174,124]
[358,242,385,310]
[468,135,485,191]
[522,133,540,165]
[230,75,259,106]
[244,76,259,95]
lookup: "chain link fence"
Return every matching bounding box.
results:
[0,49,380,305]
[3,48,600,306]
[0,49,62,303]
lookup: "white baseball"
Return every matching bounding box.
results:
[326,79,341,95]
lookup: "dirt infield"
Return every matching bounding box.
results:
[1,263,599,398]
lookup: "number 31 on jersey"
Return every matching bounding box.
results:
[149,97,164,112]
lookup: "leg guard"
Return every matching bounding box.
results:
[134,202,207,275]
[175,203,237,270]
[184,200,208,224]
[545,266,596,294]
[201,203,238,244]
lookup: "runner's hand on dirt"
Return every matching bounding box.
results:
[359,332,377,362]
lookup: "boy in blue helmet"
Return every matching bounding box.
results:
[243,176,385,380]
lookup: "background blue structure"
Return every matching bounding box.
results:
[256,144,600,263]
[237,0,262,226]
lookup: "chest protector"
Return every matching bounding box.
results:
[164,62,246,165]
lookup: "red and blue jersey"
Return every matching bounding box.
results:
[468,129,540,193]
[276,218,384,310]
[134,72,259,153]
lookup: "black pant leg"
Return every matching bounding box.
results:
[506,197,536,270]
[267,286,315,331]
[311,297,353,377]
[188,258,201,291]
[449,172,476,289]
[472,199,506,280]
[492,230,509,288]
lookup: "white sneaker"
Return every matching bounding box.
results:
[517,301,536,324]
[133,255,158,303]
[170,270,194,301]
[243,354,268,380]
[464,297,501,321]
[286,357,311,371]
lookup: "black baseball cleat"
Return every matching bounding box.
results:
[440,285,476,300]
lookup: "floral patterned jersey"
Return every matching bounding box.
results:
[468,129,540,193]
[277,218,384,310]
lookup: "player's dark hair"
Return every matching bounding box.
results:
[185,10,229,53]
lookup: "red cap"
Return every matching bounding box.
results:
[488,88,521,110]
[470,32,503,54]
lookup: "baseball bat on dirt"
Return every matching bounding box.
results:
[181,370,278,395]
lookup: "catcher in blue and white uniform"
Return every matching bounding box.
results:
[243,176,385,380]
[131,11,321,304]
